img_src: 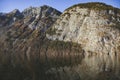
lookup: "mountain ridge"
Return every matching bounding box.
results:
[65,2,120,12]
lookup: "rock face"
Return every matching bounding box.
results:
[0,9,23,27]
[47,2,120,53]
[46,2,120,80]
[0,2,120,80]
[22,5,61,30]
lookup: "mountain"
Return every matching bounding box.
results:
[0,5,62,80]
[0,9,23,27]
[46,2,120,79]
[0,2,120,80]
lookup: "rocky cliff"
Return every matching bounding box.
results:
[46,2,120,80]
[0,2,120,80]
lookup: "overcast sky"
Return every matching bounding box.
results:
[0,0,120,13]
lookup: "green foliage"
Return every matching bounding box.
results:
[109,21,120,30]
[48,40,81,51]
[62,12,71,17]
[65,2,120,12]
[46,28,57,35]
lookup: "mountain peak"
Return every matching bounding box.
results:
[22,5,61,17]
[41,5,50,8]
[10,9,21,15]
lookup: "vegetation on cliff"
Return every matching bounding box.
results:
[65,2,120,12]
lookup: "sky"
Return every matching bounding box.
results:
[0,0,120,13]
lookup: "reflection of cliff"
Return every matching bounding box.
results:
[0,2,120,80]
[0,36,85,80]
